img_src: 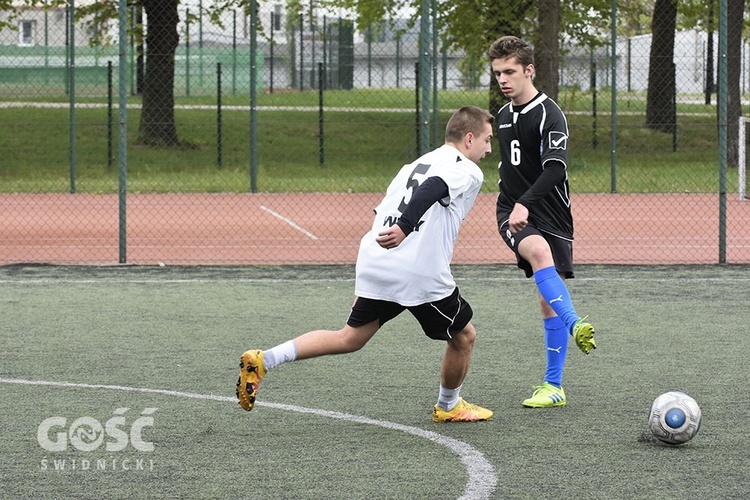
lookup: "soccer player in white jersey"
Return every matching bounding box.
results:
[490,36,596,408]
[237,106,495,422]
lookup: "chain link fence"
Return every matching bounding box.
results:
[1,2,748,265]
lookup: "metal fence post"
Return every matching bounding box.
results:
[233,11,237,95]
[107,60,113,170]
[217,62,223,169]
[415,62,420,157]
[118,0,128,263]
[250,0,258,193]
[319,62,324,168]
[431,0,438,149]
[610,0,618,194]
[718,0,728,264]
[68,0,76,194]
[185,9,191,97]
[419,0,430,155]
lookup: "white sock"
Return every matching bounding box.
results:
[263,340,297,371]
[437,384,462,411]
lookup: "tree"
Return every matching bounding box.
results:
[0,0,184,146]
[470,0,528,115]
[329,0,614,113]
[342,0,529,115]
[535,0,560,100]
[138,0,180,146]
[0,0,629,147]
[646,0,677,134]
[705,0,715,103]
[644,0,744,163]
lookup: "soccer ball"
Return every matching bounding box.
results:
[648,391,701,445]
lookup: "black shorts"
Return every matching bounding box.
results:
[346,287,473,341]
[498,220,575,279]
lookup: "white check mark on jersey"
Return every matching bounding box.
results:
[551,136,567,147]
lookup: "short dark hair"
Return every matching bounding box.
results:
[445,105,494,144]
[489,36,534,67]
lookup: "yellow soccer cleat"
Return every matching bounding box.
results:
[432,398,493,422]
[522,382,566,408]
[236,349,267,411]
[572,315,596,354]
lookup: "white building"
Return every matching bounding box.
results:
[562,28,721,95]
[0,3,729,95]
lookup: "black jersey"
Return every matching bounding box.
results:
[495,92,574,240]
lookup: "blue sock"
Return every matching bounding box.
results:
[534,266,579,334]
[543,316,568,387]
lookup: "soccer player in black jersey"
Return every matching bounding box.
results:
[489,35,596,408]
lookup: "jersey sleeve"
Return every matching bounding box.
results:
[516,159,565,208]
[540,102,569,166]
[396,176,449,235]
[432,157,484,203]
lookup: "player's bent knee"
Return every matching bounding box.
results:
[519,238,554,269]
[339,324,377,352]
[452,323,476,347]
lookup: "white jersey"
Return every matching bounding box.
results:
[354,144,484,306]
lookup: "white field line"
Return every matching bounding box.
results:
[0,377,497,499]
[260,205,319,240]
